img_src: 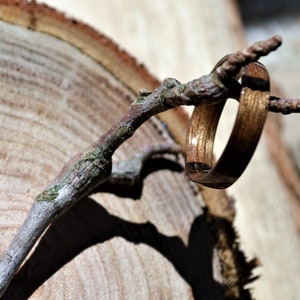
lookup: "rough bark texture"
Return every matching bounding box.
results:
[0,1,299,300]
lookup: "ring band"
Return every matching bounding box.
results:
[185,61,270,189]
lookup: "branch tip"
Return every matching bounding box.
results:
[215,35,282,80]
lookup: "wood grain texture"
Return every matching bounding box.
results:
[0,18,206,300]
[38,1,300,300]
[0,1,299,299]
[0,2,238,299]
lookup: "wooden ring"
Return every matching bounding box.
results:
[185,62,270,189]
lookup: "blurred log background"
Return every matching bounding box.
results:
[239,0,300,172]
[1,0,300,299]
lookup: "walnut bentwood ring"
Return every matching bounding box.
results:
[185,61,270,189]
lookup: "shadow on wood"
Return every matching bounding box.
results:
[3,196,224,300]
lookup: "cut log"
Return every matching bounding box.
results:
[0,1,253,299]
[42,1,300,299]
[0,1,299,300]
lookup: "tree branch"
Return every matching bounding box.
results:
[0,35,294,296]
[269,96,300,114]
[108,142,182,186]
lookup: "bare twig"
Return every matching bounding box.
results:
[108,142,182,186]
[0,35,287,296]
[269,96,300,114]
[216,35,282,79]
